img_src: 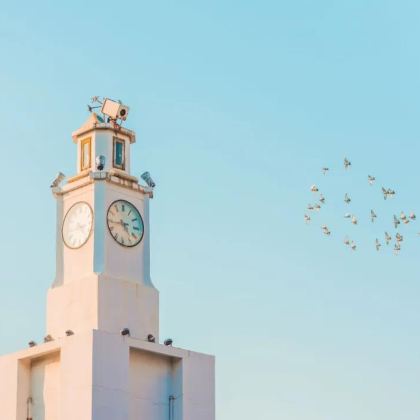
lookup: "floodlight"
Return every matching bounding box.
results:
[164,338,173,346]
[28,341,37,348]
[95,155,106,171]
[121,328,130,336]
[65,330,74,336]
[147,334,156,343]
[141,171,156,188]
[101,98,129,121]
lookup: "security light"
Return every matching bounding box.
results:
[28,341,37,348]
[95,155,106,171]
[147,334,155,343]
[65,330,74,336]
[164,338,173,346]
[121,328,130,336]
[141,172,156,188]
[44,335,53,343]
[101,98,129,121]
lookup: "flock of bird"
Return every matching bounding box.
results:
[304,157,417,255]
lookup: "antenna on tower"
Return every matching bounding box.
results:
[87,96,103,113]
[87,96,129,129]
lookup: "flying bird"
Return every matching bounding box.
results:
[368,175,376,185]
[351,215,358,225]
[385,232,392,245]
[394,242,401,254]
[322,167,329,175]
[343,236,351,246]
[344,157,351,170]
[375,239,381,251]
[409,212,416,220]
[310,185,319,192]
[304,214,311,223]
[319,194,326,204]
[350,241,357,251]
[344,213,352,219]
[313,203,321,211]
[396,232,404,243]
[393,215,400,229]
[400,211,407,221]
[344,193,351,204]
[382,187,396,200]
[321,225,331,236]
[370,209,377,223]
[50,172,66,188]
[307,204,314,211]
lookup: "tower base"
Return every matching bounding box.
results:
[0,330,215,420]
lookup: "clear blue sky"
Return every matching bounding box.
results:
[1,1,420,419]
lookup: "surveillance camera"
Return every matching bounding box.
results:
[28,340,37,348]
[44,335,53,343]
[164,338,173,346]
[101,98,129,121]
[95,155,106,171]
[147,334,156,343]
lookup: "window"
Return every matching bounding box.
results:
[81,138,91,171]
[113,137,125,170]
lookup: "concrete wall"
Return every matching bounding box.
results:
[30,352,61,420]
[0,332,214,420]
[129,349,182,420]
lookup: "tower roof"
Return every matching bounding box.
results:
[72,112,136,144]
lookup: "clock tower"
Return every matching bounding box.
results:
[48,112,158,341]
[0,105,215,420]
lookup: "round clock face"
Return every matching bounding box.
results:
[107,200,144,247]
[62,202,93,249]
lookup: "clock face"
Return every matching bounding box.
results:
[107,200,144,247]
[62,202,93,249]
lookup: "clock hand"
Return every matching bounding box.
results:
[120,220,129,233]
[108,219,121,224]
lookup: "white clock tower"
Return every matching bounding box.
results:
[0,106,215,420]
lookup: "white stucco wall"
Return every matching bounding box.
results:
[0,331,215,420]
[129,348,182,420]
[31,352,61,420]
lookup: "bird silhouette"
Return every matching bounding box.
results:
[368,175,376,185]
[370,210,377,223]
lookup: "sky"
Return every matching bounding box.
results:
[1,1,420,419]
